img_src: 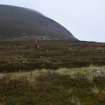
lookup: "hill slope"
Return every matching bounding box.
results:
[0,5,78,41]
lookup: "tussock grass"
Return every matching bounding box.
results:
[0,67,105,105]
[6,66,105,80]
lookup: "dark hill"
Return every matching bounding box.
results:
[0,5,78,41]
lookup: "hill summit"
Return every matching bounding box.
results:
[0,4,78,41]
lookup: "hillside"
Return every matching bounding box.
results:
[0,5,78,41]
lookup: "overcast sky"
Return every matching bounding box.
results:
[0,0,105,42]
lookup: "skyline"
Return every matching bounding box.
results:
[0,0,105,42]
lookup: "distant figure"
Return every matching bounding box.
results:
[32,39,40,49]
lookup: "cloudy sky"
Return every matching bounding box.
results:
[0,0,105,42]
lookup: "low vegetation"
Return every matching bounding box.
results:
[0,67,105,105]
[0,40,105,72]
[0,41,105,105]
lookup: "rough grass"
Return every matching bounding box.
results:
[1,41,105,105]
[0,41,105,72]
[1,66,105,105]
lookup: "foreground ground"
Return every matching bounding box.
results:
[0,40,105,72]
[0,66,105,105]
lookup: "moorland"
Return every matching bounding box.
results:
[0,40,105,105]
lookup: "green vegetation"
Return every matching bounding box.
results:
[0,41,105,72]
[0,67,105,105]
